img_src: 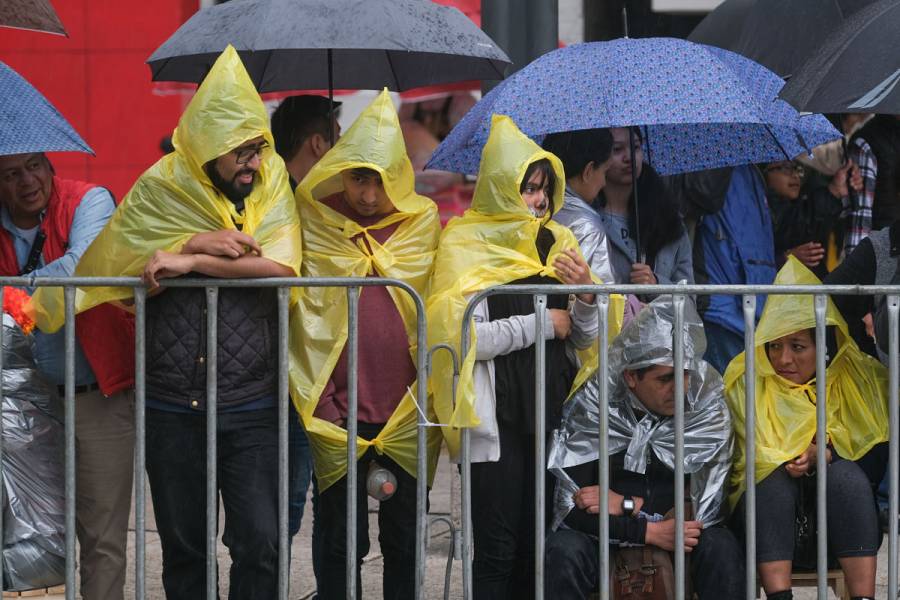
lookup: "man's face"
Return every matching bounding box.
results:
[340,168,394,217]
[607,127,643,187]
[0,153,53,225]
[209,136,268,203]
[623,364,689,417]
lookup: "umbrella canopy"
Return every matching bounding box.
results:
[147,0,510,93]
[780,0,900,114]
[427,38,840,176]
[0,0,66,36]
[0,61,92,156]
[688,0,877,78]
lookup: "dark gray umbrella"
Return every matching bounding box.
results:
[688,0,877,78]
[780,0,900,114]
[0,0,66,36]
[146,0,510,93]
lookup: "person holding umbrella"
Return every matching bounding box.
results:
[595,127,693,290]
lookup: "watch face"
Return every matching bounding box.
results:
[622,498,635,515]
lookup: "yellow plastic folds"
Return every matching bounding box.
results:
[31,46,301,332]
[724,256,889,507]
[427,115,622,457]
[289,90,441,491]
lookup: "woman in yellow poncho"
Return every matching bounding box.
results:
[724,257,888,600]
[288,90,440,599]
[428,115,603,597]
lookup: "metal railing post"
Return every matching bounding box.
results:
[742,295,757,600]
[533,294,547,599]
[346,286,360,600]
[205,287,218,600]
[64,286,76,600]
[888,294,899,599]
[415,292,429,599]
[277,287,291,600]
[813,294,828,600]
[134,287,147,600]
[672,293,686,600]
[596,293,611,600]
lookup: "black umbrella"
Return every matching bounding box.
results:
[688,0,877,78]
[147,0,510,93]
[0,0,66,36]
[780,0,900,114]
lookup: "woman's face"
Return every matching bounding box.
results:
[607,128,643,187]
[766,329,817,384]
[764,161,803,200]
[521,168,551,218]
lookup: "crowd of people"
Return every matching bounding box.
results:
[2,44,900,600]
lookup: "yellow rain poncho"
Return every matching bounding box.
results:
[289,90,441,491]
[31,46,301,332]
[724,256,889,507]
[427,115,622,457]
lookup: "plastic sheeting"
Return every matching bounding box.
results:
[1,313,65,590]
[289,90,442,491]
[548,296,733,530]
[31,45,302,333]
[723,256,889,507]
[427,114,623,458]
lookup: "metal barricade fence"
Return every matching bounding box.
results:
[457,283,900,600]
[0,276,433,600]
[1,278,899,600]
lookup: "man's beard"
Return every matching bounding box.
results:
[207,164,256,206]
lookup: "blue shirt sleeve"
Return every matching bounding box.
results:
[31,187,115,278]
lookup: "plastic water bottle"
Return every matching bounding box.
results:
[366,461,397,501]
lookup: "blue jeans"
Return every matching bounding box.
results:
[146,407,279,600]
[289,413,313,537]
[702,320,745,375]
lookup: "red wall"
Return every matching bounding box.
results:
[0,0,198,199]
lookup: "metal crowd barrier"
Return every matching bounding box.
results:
[458,283,900,600]
[0,276,432,600]
[1,278,899,600]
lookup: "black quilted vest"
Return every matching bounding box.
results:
[852,115,900,230]
[146,277,278,410]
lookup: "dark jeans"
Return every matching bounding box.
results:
[544,526,745,600]
[316,422,420,600]
[288,413,313,537]
[146,408,279,600]
[702,321,745,375]
[471,427,549,600]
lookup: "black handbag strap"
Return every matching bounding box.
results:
[19,229,46,275]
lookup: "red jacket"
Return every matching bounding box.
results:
[0,176,135,396]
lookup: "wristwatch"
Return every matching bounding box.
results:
[621,495,636,517]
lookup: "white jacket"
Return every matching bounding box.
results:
[464,296,599,463]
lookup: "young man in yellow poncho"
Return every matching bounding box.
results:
[725,257,888,600]
[427,115,618,597]
[289,89,440,599]
[32,47,302,598]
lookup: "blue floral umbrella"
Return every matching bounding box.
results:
[427,38,839,176]
[0,61,92,156]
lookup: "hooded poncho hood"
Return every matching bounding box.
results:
[32,45,301,331]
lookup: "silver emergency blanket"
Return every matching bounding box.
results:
[548,297,733,531]
[1,313,65,590]
[553,187,616,285]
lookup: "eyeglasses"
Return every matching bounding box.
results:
[234,142,269,165]
[765,163,805,178]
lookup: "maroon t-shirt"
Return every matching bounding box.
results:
[314,193,417,425]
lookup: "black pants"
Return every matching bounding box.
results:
[316,422,420,600]
[471,427,549,600]
[544,525,745,600]
[737,460,881,563]
[146,407,279,600]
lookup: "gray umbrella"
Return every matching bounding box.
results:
[146,0,510,93]
[0,0,66,36]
